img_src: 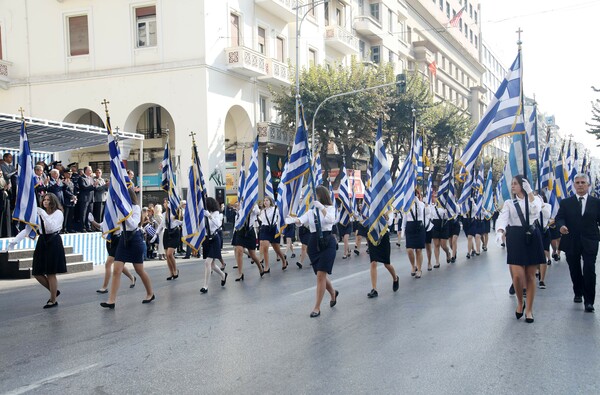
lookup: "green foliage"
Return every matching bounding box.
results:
[586,86,600,142]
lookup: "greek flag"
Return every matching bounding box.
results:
[161,138,181,217]
[497,134,533,205]
[458,51,525,177]
[424,173,433,205]
[392,152,412,211]
[495,173,505,209]
[366,120,394,245]
[265,159,275,201]
[285,110,311,184]
[237,153,246,205]
[555,145,569,201]
[525,104,538,160]
[337,164,353,226]
[235,137,259,231]
[296,181,312,218]
[594,176,600,198]
[482,163,494,219]
[472,163,485,218]
[416,136,424,180]
[314,153,323,186]
[446,174,458,218]
[182,144,206,253]
[329,183,336,211]
[401,160,417,213]
[539,146,551,191]
[276,161,304,237]
[102,119,133,239]
[458,165,474,206]
[438,148,456,215]
[567,143,578,196]
[548,166,559,218]
[361,167,372,222]
[12,121,39,239]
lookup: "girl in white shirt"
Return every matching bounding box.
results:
[258,196,287,272]
[495,175,543,323]
[402,191,430,278]
[291,186,338,318]
[153,198,183,280]
[200,197,228,293]
[429,190,452,269]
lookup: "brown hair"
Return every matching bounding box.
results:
[128,188,139,205]
[42,192,63,214]
[315,185,332,206]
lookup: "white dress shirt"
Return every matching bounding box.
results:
[298,206,336,232]
[496,196,541,232]
[402,200,430,230]
[37,208,63,233]
[259,206,279,227]
[205,211,222,233]
[577,193,588,216]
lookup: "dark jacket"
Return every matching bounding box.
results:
[556,194,600,255]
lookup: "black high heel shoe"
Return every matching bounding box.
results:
[130,276,137,288]
[525,314,534,323]
[330,290,339,307]
[142,294,155,304]
[221,273,228,286]
[100,302,115,309]
[235,274,244,282]
[263,268,270,274]
[296,262,302,269]
[172,270,179,279]
[516,301,525,319]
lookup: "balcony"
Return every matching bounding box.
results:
[0,60,11,90]
[324,25,359,54]
[353,16,385,41]
[225,47,267,78]
[255,0,304,22]
[257,122,294,146]
[258,59,291,86]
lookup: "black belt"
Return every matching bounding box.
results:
[311,230,332,236]
[39,231,60,236]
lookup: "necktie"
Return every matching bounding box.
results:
[579,197,584,215]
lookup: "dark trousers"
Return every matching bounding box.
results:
[80,199,93,231]
[63,206,75,232]
[93,201,105,223]
[566,251,597,305]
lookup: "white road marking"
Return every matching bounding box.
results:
[289,268,373,296]
[4,364,98,395]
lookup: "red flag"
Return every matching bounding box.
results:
[448,6,466,27]
[428,61,437,77]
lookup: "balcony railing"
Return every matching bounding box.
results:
[255,0,304,22]
[353,16,385,40]
[257,122,294,146]
[225,46,267,78]
[0,60,11,90]
[136,127,167,139]
[324,25,359,54]
[259,59,291,86]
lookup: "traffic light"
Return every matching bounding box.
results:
[396,73,406,94]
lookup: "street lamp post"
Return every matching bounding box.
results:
[294,0,329,135]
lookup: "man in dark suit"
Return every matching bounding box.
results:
[556,173,600,313]
[78,166,95,232]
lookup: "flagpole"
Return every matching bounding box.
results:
[533,103,541,192]
[411,107,417,191]
[517,28,530,223]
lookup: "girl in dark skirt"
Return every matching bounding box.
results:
[495,175,543,323]
[481,217,492,251]
[283,222,296,260]
[402,192,429,278]
[101,188,155,309]
[258,197,287,271]
[232,203,264,281]
[10,193,66,309]
[449,216,461,262]
[296,224,311,268]
[353,201,367,255]
[536,194,552,289]
[88,213,136,293]
[336,203,353,259]
[290,186,338,318]
[394,211,403,247]
[153,198,182,280]
[429,190,451,269]
[200,197,228,293]
[366,211,399,298]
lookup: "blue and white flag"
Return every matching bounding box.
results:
[265,159,275,201]
[458,51,525,177]
[366,120,394,245]
[437,148,453,203]
[12,120,39,239]
[472,162,485,218]
[392,152,412,211]
[525,104,538,161]
[237,153,246,205]
[276,160,303,237]
[416,136,424,180]
[594,176,600,198]
[458,165,474,206]
[424,173,433,205]
[548,166,559,219]
[161,137,181,217]
[102,118,133,239]
[285,113,311,184]
[555,145,569,201]
[567,143,578,196]
[539,146,551,191]
[482,163,494,219]
[235,137,259,231]
[337,164,353,226]
[314,153,323,186]
[296,181,312,219]
[446,174,458,218]
[361,167,372,222]
[400,160,417,213]
[182,143,206,253]
[497,134,533,205]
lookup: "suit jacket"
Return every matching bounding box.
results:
[556,195,600,255]
[78,175,95,203]
[93,177,108,202]
[46,179,64,205]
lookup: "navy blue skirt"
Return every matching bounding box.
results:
[549,225,561,240]
[106,233,121,258]
[506,226,545,266]
[299,226,310,245]
[483,219,491,234]
[32,233,67,275]
[203,233,222,259]
[114,230,145,264]
[449,219,461,236]
[356,222,368,237]
[232,228,257,250]
[368,232,390,264]
[308,231,336,274]
[337,222,353,236]
[259,225,279,244]
[283,223,296,240]
[541,228,551,251]
[405,221,425,249]
[163,227,180,249]
[431,219,450,239]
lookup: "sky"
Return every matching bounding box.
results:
[480,0,600,157]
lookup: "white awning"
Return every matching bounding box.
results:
[0,113,144,153]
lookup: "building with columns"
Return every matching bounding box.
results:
[0,0,488,203]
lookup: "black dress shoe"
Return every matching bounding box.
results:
[525,315,534,323]
[221,273,228,286]
[96,288,109,294]
[393,276,399,292]
[130,276,137,288]
[516,301,525,319]
[235,274,244,282]
[43,301,58,309]
[296,262,302,269]
[166,276,174,281]
[451,256,456,263]
[142,294,155,304]
[47,290,61,304]
[330,290,339,307]
[263,268,270,274]
[574,296,583,303]
[585,304,595,313]
[100,302,115,309]
[509,284,515,295]
[310,311,320,318]
[172,270,179,279]
[367,289,378,298]
[200,288,208,294]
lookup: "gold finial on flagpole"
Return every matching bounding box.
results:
[18,107,25,120]
[516,27,523,46]
[189,131,196,144]
[101,99,110,114]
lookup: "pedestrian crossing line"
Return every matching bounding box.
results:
[4,364,98,395]
[289,267,381,296]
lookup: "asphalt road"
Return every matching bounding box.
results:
[1,237,598,395]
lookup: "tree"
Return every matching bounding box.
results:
[586,86,600,143]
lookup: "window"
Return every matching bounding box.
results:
[474,11,478,24]
[388,50,394,63]
[439,0,443,11]
[474,35,478,48]
[371,45,380,64]
[370,3,380,21]
[464,23,468,38]
[89,161,112,175]
[388,10,393,33]
[135,6,156,48]
[308,48,317,67]
[68,15,89,56]
[257,27,266,54]
[397,19,405,42]
[459,18,463,32]
[336,4,345,26]
[276,36,284,62]
[446,2,450,18]
[469,29,473,43]
[406,26,412,43]
[230,13,240,47]
[359,40,366,60]
[324,3,329,25]
[469,4,473,18]
[259,96,267,122]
